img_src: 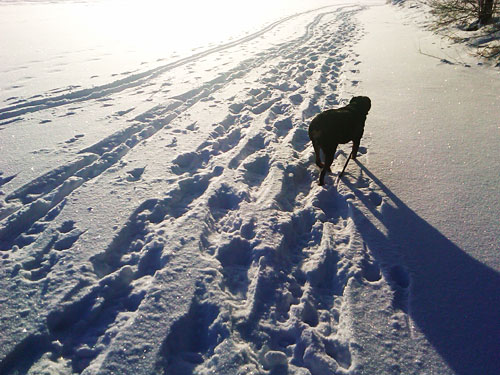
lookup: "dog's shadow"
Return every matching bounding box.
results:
[343,160,500,375]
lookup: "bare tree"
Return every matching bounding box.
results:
[479,0,495,24]
[429,0,498,28]
[428,0,500,59]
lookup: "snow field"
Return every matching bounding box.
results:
[1,1,489,374]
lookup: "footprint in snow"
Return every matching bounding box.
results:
[388,265,410,313]
[289,93,304,105]
[242,154,270,187]
[186,122,198,131]
[389,265,410,289]
[53,229,85,251]
[0,172,16,187]
[272,117,293,138]
[58,220,75,233]
[64,134,84,144]
[126,167,146,182]
[361,254,382,282]
[229,102,245,114]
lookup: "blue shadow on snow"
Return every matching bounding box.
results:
[345,160,500,375]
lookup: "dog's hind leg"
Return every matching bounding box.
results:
[319,151,335,186]
[312,140,324,168]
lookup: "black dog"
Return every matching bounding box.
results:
[308,96,371,185]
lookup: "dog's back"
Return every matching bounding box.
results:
[309,106,366,147]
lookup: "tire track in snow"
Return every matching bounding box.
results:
[0,5,335,122]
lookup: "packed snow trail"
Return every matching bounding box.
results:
[0,5,385,375]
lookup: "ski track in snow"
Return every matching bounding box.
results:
[0,5,414,375]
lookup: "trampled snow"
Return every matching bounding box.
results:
[0,0,499,374]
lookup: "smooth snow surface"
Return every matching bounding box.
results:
[1,1,499,374]
[353,4,500,374]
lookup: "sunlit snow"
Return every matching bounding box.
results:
[0,1,499,374]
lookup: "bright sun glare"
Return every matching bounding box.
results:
[86,0,276,54]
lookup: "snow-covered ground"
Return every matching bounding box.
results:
[1,1,499,374]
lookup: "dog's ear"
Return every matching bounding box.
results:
[350,96,371,115]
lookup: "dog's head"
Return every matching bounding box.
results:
[349,96,371,115]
